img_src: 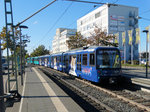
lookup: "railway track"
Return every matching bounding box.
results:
[38,66,150,112]
[38,66,114,112]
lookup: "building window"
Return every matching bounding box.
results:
[95,12,100,19]
[89,54,95,66]
[82,54,87,65]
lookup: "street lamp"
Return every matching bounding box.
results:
[143,30,149,78]
[19,25,28,85]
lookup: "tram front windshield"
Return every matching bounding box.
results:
[97,49,121,69]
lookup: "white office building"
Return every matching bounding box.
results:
[77,4,139,61]
[52,28,76,53]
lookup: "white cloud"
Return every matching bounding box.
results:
[33,21,38,24]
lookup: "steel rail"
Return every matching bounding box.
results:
[76,75,150,111]
[40,66,150,111]
[39,66,116,112]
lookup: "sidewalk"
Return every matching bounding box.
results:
[6,66,85,112]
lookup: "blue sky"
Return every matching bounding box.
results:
[0,0,150,55]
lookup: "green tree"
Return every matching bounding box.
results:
[30,45,49,57]
[15,45,27,57]
[0,27,29,57]
[67,32,87,50]
[0,27,13,50]
[0,26,20,51]
[25,53,30,59]
[88,27,118,47]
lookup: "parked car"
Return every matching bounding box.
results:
[2,63,8,70]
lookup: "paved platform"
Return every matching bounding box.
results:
[6,67,85,112]
[122,67,150,90]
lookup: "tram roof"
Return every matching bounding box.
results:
[65,46,118,54]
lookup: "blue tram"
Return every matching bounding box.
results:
[29,46,121,83]
[43,55,50,67]
[34,57,39,65]
[50,53,63,71]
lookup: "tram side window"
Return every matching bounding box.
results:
[51,57,53,63]
[56,56,59,63]
[64,56,68,68]
[69,56,71,64]
[82,54,87,66]
[77,55,79,63]
[80,54,81,63]
[90,54,95,66]
[63,56,65,63]
[77,55,81,70]
[77,55,79,70]
[80,54,81,71]
[59,56,61,62]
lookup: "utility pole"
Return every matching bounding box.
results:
[0,40,5,112]
[4,0,21,99]
[19,25,28,86]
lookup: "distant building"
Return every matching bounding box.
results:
[52,28,76,53]
[77,4,139,61]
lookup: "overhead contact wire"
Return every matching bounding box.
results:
[32,2,73,49]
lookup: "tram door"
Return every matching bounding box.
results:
[70,55,76,71]
[69,55,77,76]
[77,54,82,76]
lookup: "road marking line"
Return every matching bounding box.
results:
[33,67,68,112]
[19,72,27,112]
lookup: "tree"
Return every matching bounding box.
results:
[88,26,118,47]
[0,27,13,50]
[25,53,30,59]
[30,45,49,57]
[67,32,87,49]
[0,26,20,51]
[15,45,27,56]
[0,27,30,57]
